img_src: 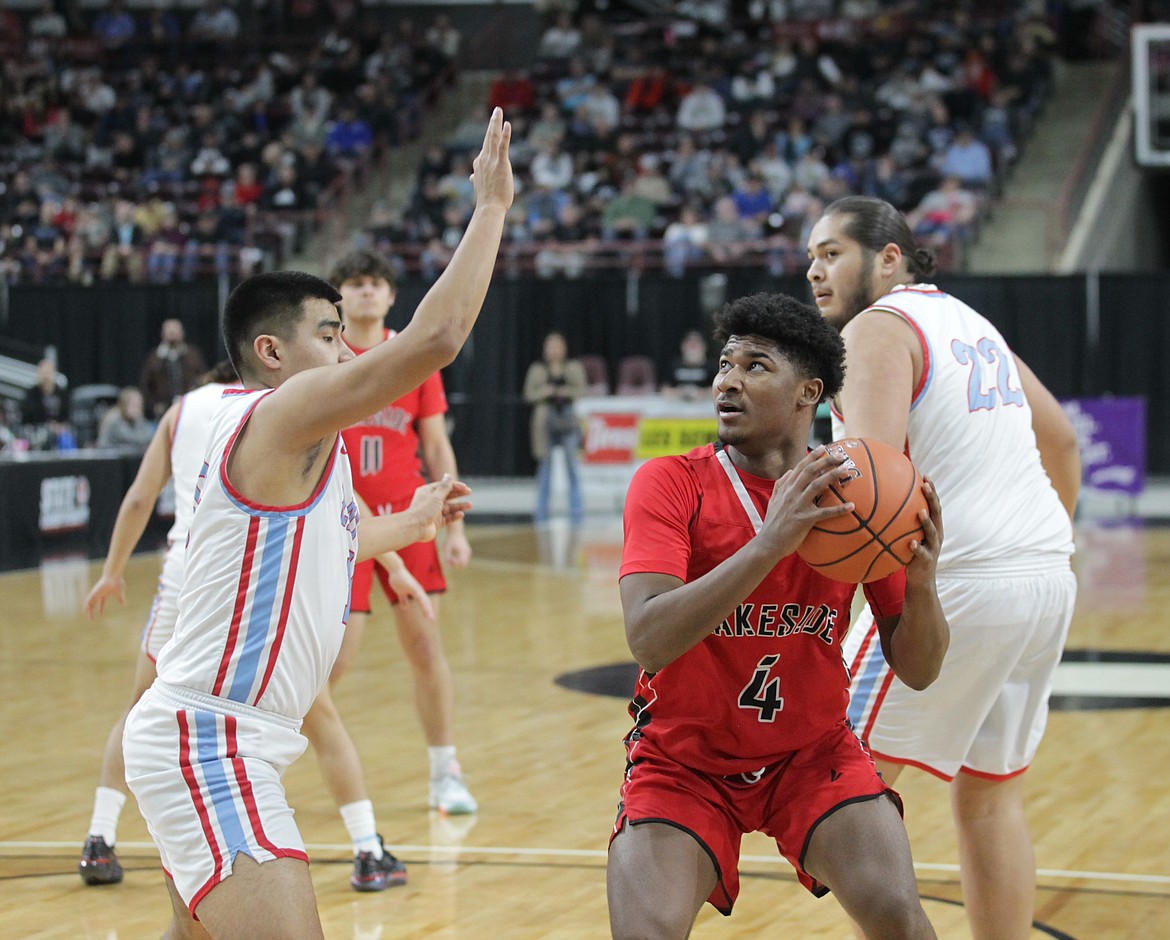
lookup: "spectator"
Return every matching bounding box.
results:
[662,204,709,277]
[145,203,186,283]
[676,79,726,134]
[706,195,757,262]
[325,104,374,161]
[939,124,994,190]
[99,198,146,282]
[661,329,716,400]
[487,70,536,115]
[96,387,155,452]
[523,332,586,526]
[139,318,207,420]
[907,175,978,247]
[188,0,240,41]
[92,0,137,48]
[21,357,72,449]
[601,175,657,240]
[535,199,596,279]
[539,11,582,60]
[531,142,575,192]
[30,0,67,40]
[556,58,597,115]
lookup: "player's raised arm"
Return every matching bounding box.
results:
[264,108,514,450]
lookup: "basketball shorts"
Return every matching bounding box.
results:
[123,681,309,916]
[350,502,446,612]
[140,542,184,661]
[611,720,900,914]
[844,560,1077,780]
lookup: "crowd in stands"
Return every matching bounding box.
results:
[0,0,461,284]
[365,0,1069,278]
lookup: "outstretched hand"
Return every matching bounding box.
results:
[407,475,473,543]
[471,107,514,214]
[84,574,125,621]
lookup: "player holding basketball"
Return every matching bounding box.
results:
[327,248,477,816]
[608,292,949,940]
[121,108,511,939]
[806,195,1079,940]
[82,360,427,892]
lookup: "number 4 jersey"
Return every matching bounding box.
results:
[830,284,1073,572]
[619,443,906,777]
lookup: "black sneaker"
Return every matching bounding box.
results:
[350,835,407,892]
[79,835,123,886]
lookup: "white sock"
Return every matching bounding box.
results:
[88,787,127,846]
[339,800,382,858]
[428,745,459,780]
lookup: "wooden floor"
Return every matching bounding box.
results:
[1,517,1168,939]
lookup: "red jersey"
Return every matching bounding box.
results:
[340,330,448,512]
[620,442,906,777]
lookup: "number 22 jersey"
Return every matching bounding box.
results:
[619,442,905,777]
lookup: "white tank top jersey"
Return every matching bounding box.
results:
[831,283,1073,573]
[156,388,360,721]
[166,382,236,544]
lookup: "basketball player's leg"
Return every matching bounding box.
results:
[162,875,212,940]
[951,772,1034,940]
[806,796,935,940]
[302,685,370,808]
[393,594,454,747]
[607,819,715,940]
[98,650,158,791]
[192,855,325,940]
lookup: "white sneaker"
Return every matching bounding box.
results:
[429,771,478,815]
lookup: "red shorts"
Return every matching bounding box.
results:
[611,720,900,914]
[350,538,446,613]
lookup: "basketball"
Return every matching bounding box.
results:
[797,438,928,584]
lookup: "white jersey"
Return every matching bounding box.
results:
[832,283,1073,572]
[156,388,359,720]
[167,382,235,544]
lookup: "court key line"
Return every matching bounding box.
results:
[3,840,1169,887]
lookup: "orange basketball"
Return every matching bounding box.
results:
[797,438,927,584]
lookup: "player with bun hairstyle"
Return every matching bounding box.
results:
[807,195,1080,940]
[608,291,949,939]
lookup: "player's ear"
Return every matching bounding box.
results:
[880,241,903,276]
[800,378,823,406]
[252,333,281,373]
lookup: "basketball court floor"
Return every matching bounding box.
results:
[1,477,1167,938]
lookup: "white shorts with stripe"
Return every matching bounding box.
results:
[140,543,184,661]
[123,680,309,914]
[844,560,1076,781]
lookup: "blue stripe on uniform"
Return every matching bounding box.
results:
[194,710,250,860]
[227,516,288,702]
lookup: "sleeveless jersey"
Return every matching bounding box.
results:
[831,284,1073,572]
[340,329,447,513]
[167,382,236,544]
[155,388,359,721]
[619,442,905,776]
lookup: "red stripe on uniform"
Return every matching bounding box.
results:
[863,668,898,743]
[177,711,224,887]
[224,716,282,855]
[848,620,879,679]
[212,515,260,696]
[253,516,305,706]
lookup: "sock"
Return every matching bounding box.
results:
[428,745,458,780]
[339,800,382,858]
[88,787,127,846]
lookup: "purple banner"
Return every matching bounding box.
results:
[1061,397,1147,495]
